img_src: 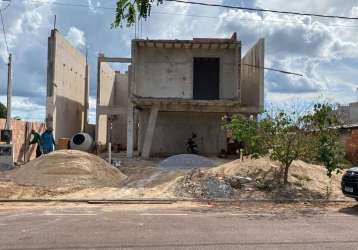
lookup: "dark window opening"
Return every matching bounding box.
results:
[193,57,220,100]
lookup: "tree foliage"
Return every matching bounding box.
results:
[224,104,343,185]
[302,103,342,177]
[113,0,164,27]
[0,102,7,119]
[223,115,268,158]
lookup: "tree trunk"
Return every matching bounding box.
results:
[283,165,290,185]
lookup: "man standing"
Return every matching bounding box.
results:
[40,128,56,155]
[29,129,41,158]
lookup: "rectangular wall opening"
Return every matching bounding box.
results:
[193,57,220,100]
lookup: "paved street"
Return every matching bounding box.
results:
[1,202,358,250]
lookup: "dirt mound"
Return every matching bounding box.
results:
[173,157,345,200]
[205,157,344,200]
[14,150,126,188]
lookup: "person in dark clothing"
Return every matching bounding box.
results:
[40,128,56,154]
[186,133,199,154]
[30,129,42,158]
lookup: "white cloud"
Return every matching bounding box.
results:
[65,27,86,48]
[0,0,357,122]
[215,4,358,103]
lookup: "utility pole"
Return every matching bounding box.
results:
[5,53,12,131]
[108,115,113,165]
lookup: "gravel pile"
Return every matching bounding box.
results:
[159,154,215,170]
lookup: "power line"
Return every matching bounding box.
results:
[241,63,303,77]
[0,0,11,11]
[166,0,358,21]
[26,1,303,77]
[26,0,358,30]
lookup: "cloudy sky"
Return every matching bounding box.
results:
[0,0,357,123]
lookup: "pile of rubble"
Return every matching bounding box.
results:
[175,168,253,199]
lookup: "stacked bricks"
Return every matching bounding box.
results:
[346,129,358,164]
[0,119,46,163]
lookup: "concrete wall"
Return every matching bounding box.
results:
[336,102,358,125]
[134,47,239,100]
[240,39,265,109]
[349,102,358,124]
[138,111,226,155]
[112,72,128,149]
[96,61,116,149]
[0,119,46,163]
[47,29,88,141]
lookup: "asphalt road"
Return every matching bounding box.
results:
[1,202,358,250]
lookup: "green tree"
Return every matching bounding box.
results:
[224,109,320,185]
[113,0,164,27]
[302,103,343,177]
[267,111,313,184]
[223,115,268,158]
[0,102,7,119]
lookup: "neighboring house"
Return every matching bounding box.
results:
[336,102,358,125]
[336,102,358,164]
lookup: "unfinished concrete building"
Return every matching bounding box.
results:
[96,33,265,158]
[96,54,129,151]
[46,29,89,140]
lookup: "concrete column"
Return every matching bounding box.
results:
[95,53,104,149]
[127,64,134,158]
[127,103,134,158]
[142,105,159,159]
[137,112,143,155]
[234,44,240,101]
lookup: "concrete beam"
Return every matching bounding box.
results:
[141,105,159,159]
[97,106,127,115]
[99,57,131,63]
[131,97,261,114]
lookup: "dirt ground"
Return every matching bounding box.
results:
[0,152,349,201]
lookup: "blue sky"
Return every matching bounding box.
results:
[0,0,357,123]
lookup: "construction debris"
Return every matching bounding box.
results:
[14,150,126,188]
[175,168,254,199]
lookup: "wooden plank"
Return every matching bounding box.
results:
[202,44,210,49]
[165,43,173,49]
[141,105,159,159]
[174,43,182,49]
[156,42,164,48]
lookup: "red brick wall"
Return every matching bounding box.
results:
[0,119,46,163]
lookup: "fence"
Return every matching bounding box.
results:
[0,119,46,163]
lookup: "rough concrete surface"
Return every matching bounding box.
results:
[47,29,88,140]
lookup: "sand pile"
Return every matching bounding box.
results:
[14,150,126,189]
